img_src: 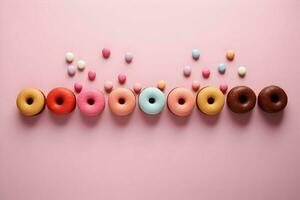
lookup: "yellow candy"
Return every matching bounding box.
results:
[157,80,166,91]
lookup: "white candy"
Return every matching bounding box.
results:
[238,66,247,77]
[65,52,74,62]
[183,66,192,77]
[124,52,133,63]
[77,60,86,70]
[67,65,76,76]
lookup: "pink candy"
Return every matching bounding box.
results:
[102,48,111,59]
[219,84,228,94]
[133,83,142,94]
[88,71,96,81]
[192,81,200,92]
[74,82,83,93]
[202,69,210,79]
[104,81,113,93]
[118,73,126,84]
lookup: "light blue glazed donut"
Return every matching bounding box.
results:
[138,87,166,115]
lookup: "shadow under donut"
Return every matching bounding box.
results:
[137,108,163,126]
[167,109,192,126]
[258,108,285,126]
[48,110,72,126]
[196,110,221,126]
[226,108,253,126]
[17,110,42,127]
[108,111,133,126]
[79,112,103,127]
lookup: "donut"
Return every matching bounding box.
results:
[196,87,225,115]
[227,86,256,113]
[46,87,76,115]
[167,87,195,117]
[139,87,166,115]
[16,88,46,116]
[108,88,136,116]
[258,85,288,113]
[77,89,105,116]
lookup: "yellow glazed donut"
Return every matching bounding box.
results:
[196,87,225,115]
[167,87,195,116]
[108,88,136,116]
[16,88,46,116]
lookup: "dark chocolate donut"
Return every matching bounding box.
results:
[227,86,256,113]
[258,85,287,113]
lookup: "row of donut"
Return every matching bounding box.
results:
[16,85,287,117]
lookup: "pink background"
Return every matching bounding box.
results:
[1,0,300,199]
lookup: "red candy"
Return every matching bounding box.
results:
[219,84,228,94]
[102,48,111,59]
[202,69,210,79]
[118,73,126,84]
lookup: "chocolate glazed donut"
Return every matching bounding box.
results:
[227,86,256,113]
[258,85,287,113]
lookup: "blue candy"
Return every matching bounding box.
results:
[192,49,200,60]
[218,63,226,74]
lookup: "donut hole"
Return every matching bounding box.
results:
[87,98,95,105]
[207,97,215,104]
[26,98,34,105]
[270,93,279,103]
[56,97,64,105]
[149,98,155,104]
[118,98,126,105]
[239,95,248,104]
[178,98,185,105]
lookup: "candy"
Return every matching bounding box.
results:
[192,81,200,92]
[238,66,246,77]
[65,52,74,63]
[67,65,76,76]
[226,50,235,61]
[77,60,86,70]
[124,52,133,63]
[219,84,228,94]
[133,83,142,94]
[157,80,166,91]
[102,48,111,59]
[202,69,210,79]
[218,63,226,74]
[74,82,83,93]
[88,71,96,81]
[104,81,113,93]
[183,66,192,77]
[118,73,126,84]
[192,49,200,60]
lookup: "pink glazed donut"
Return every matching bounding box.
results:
[108,88,136,116]
[77,89,105,116]
[167,87,195,117]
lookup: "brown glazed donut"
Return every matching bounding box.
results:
[227,86,256,113]
[258,85,287,113]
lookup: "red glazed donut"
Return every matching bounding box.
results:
[46,87,76,115]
